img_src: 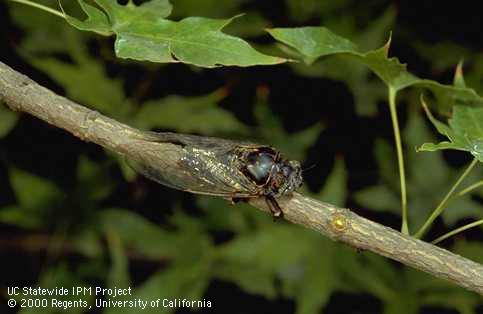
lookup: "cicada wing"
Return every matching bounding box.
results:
[126,155,255,198]
[141,131,261,152]
[127,131,264,197]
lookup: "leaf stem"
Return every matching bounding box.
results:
[414,158,479,239]
[388,87,408,234]
[432,219,483,245]
[8,0,65,18]
[457,180,483,197]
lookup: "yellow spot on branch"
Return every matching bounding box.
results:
[331,213,348,232]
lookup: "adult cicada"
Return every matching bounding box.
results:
[128,132,303,217]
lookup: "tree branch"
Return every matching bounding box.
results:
[1,61,483,294]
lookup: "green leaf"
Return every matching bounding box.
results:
[400,267,479,314]
[93,0,173,24]
[314,158,347,206]
[412,40,472,73]
[76,155,115,201]
[254,102,323,160]
[406,111,483,225]
[286,0,358,23]
[268,27,483,113]
[134,90,249,135]
[0,103,18,138]
[99,208,213,314]
[215,224,336,310]
[221,11,270,37]
[171,2,269,38]
[267,27,358,64]
[353,6,396,51]
[0,205,43,229]
[196,196,250,233]
[213,261,277,298]
[104,224,130,293]
[374,138,399,186]
[133,260,211,314]
[383,293,420,314]
[63,0,173,35]
[9,168,63,210]
[63,0,112,35]
[2,169,64,228]
[116,15,285,67]
[290,246,335,314]
[334,248,398,300]
[288,7,395,117]
[25,27,131,119]
[170,0,242,19]
[453,240,483,264]
[12,4,131,117]
[215,224,309,297]
[357,111,483,226]
[17,264,94,314]
[70,229,103,257]
[8,1,81,54]
[98,208,181,259]
[354,185,400,213]
[418,102,483,162]
[64,0,285,67]
[453,61,466,88]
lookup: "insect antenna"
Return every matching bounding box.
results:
[302,163,317,173]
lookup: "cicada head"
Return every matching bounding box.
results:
[269,159,303,197]
[240,146,303,198]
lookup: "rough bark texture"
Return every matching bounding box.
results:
[1,61,483,294]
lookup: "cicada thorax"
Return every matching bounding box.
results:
[234,145,303,199]
[244,149,277,183]
[235,146,281,194]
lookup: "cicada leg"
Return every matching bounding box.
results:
[229,196,283,220]
[230,197,245,205]
[265,196,283,220]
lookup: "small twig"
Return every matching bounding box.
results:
[414,158,479,239]
[1,61,483,295]
[458,180,483,197]
[387,87,408,235]
[9,0,65,18]
[432,219,483,245]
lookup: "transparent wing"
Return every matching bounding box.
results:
[127,133,260,197]
[127,158,254,197]
[141,131,261,151]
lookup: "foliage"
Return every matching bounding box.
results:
[0,103,18,138]
[1,0,483,313]
[355,111,483,228]
[267,27,483,114]
[63,0,286,67]
[419,101,483,162]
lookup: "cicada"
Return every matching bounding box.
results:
[128,132,303,217]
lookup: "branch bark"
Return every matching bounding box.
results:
[1,61,483,294]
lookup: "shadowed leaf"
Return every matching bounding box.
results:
[0,103,18,138]
[268,27,483,113]
[134,90,249,135]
